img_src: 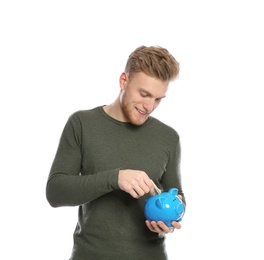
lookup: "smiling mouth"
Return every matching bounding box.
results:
[136,108,147,116]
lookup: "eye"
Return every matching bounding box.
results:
[140,91,149,97]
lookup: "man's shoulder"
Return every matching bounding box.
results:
[64,106,104,128]
[150,117,179,137]
[70,106,102,119]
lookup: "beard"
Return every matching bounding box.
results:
[121,103,149,126]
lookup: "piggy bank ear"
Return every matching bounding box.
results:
[156,197,166,209]
[168,188,178,196]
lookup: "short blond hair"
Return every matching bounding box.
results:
[125,45,180,82]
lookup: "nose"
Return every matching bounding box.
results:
[143,98,155,112]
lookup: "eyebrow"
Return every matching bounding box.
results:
[139,88,167,99]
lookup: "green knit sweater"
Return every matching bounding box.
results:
[46,106,185,260]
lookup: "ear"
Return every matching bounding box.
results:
[168,188,178,196]
[119,72,128,90]
[156,197,165,209]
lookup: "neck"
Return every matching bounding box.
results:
[103,97,128,122]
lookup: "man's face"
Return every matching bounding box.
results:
[119,72,168,125]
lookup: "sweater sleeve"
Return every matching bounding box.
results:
[160,135,186,208]
[46,113,120,207]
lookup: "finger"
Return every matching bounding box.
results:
[141,183,151,194]
[128,188,141,199]
[125,182,145,198]
[136,178,150,194]
[156,221,178,234]
[145,220,156,232]
[144,178,155,195]
[135,180,152,196]
[151,221,167,234]
[149,187,155,196]
[134,186,146,197]
[171,221,182,230]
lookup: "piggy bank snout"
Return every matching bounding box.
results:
[175,200,184,214]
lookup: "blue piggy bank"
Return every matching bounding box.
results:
[144,188,184,228]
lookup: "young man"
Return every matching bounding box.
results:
[46,45,186,260]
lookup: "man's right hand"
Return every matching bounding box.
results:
[118,169,155,198]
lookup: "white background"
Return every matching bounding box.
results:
[1,1,263,259]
